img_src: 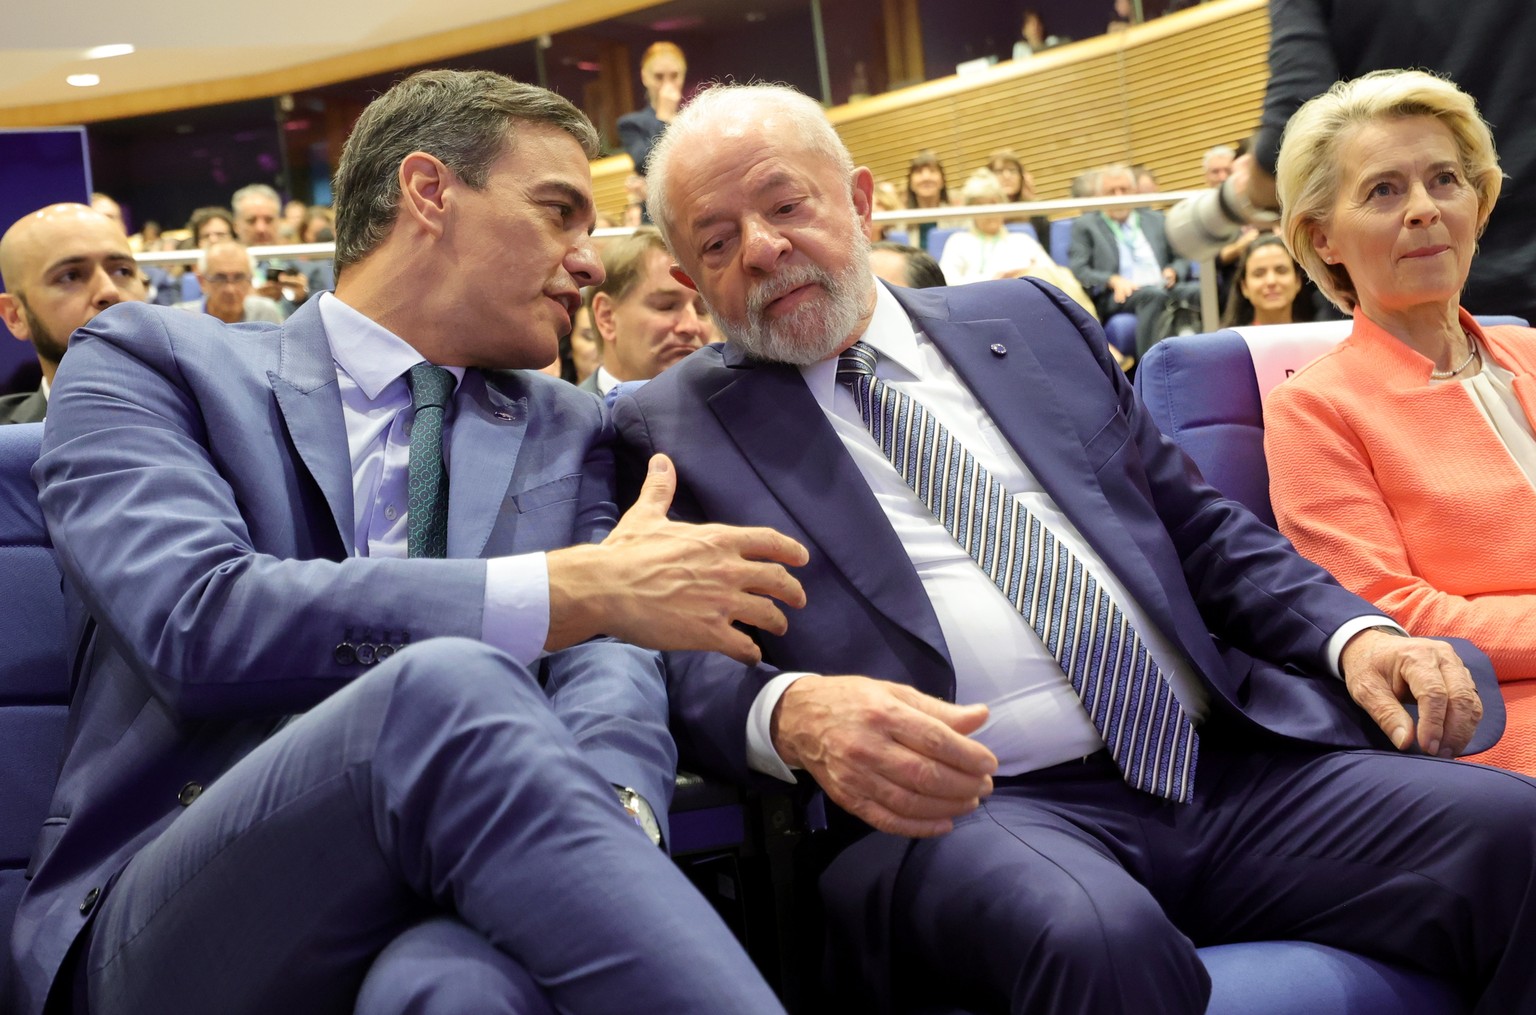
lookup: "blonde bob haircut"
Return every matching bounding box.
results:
[1276,68,1502,313]
[641,41,686,75]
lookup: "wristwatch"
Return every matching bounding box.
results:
[615,786,663,848]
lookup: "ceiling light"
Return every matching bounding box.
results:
[85,43,135,60]
[66,74,101,87]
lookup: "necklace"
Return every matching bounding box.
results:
[1429,332,1481,380]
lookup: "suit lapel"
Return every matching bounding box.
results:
[269,300,355,554]
[446,371,527,558]
[708,349,950,667]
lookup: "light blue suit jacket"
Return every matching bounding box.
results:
[9,299,673,1014]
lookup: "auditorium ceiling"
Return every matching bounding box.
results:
[0,0,676,123]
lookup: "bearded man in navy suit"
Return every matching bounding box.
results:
[8,71,804,1015]
[612,82,1536,1014]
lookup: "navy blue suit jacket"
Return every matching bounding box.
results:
[9,300,674,1014]
[613,278,1502,789]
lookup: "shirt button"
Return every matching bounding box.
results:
[80,887,100,914]
[384,505,397,520]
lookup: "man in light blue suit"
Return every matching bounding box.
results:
[8,71,803,1015]
[613,83,1536,1013]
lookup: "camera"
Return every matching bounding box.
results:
[1164,178,1279,261]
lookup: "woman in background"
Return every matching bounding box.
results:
[617,42,686,177]
[1220,233,1310,327]
[905,150,950,250]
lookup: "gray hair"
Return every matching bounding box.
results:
[197,239,257,276]
[231,184,281,213]
[646,82,851,247]
[330,69,600,273]
[1202,145,1236,171]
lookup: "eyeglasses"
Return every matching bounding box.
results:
[205,273,251,286]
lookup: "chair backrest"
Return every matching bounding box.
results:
[1135,317,1530,528]
[1049,217,1075,266]
[1004,221,1039,243]
[0,424,69,959]
[925,226,963,261]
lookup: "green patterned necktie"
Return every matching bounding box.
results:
[406,362,454,559]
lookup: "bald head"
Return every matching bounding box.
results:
[0,203,144,381]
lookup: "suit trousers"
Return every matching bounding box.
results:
[71,638,783,1015]
[832,737,1536,1015]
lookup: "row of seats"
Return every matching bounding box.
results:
[0,391,1468,1011]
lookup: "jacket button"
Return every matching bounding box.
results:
[334,643,357,665]
[178,782,204,806]
[355,642,377,666]
[80,887,100,915]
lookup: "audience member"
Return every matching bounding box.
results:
[939,171,1096,317]
[623,80,1536,1015]
[0,203,146,424]
[1203,144,1236,186]
[1012,9,1067,59]
[1265,70,1536,775]
[1107,0,1136,32]
[1218,233,1309,327]
[1069,169,1101,199]
[986,149,1052,241]
[868,240,946,289]
[1133,164,1160,193]
[281,198,308,242]
[173,239,285,324]
[585,228,709,396]
[869,180,905,241]
[301,206,335,244]
[569,288,602,384]
[233,183,310,313]
[90,192,124,229]
[11,69,801,1015]
[905,149,950,250]
[1068,163,1196,358]
[617,41,686,177]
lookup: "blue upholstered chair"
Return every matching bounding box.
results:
[925,226,963,262]
[1123,321,1536,1015]
[0,424,69,1001]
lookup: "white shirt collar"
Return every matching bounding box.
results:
[800,281,919,411]
[318,291,464,402]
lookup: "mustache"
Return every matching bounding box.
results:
[745,263,836,318]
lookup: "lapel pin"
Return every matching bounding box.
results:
[990,343,1007,357]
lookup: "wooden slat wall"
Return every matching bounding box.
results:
[590,0,1270,218]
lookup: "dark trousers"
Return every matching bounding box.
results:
[72,638,784,1015]
[1097,282,1200,359]
[827,737,1536,1015]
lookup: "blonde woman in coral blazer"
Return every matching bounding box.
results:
[1265,70,1536,772]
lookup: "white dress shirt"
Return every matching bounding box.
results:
[319,292,549,665]
[746,283,1388,780]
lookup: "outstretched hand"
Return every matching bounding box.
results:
[546,454,808,664]
[773,675,998,838]
[1341,629,1483,757]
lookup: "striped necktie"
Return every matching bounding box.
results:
[406,362,454,559]
[836,341,1198,801]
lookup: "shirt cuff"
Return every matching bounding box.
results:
[481,553,551,667]
[1326,615,1405,679]
[746,672,813,783]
